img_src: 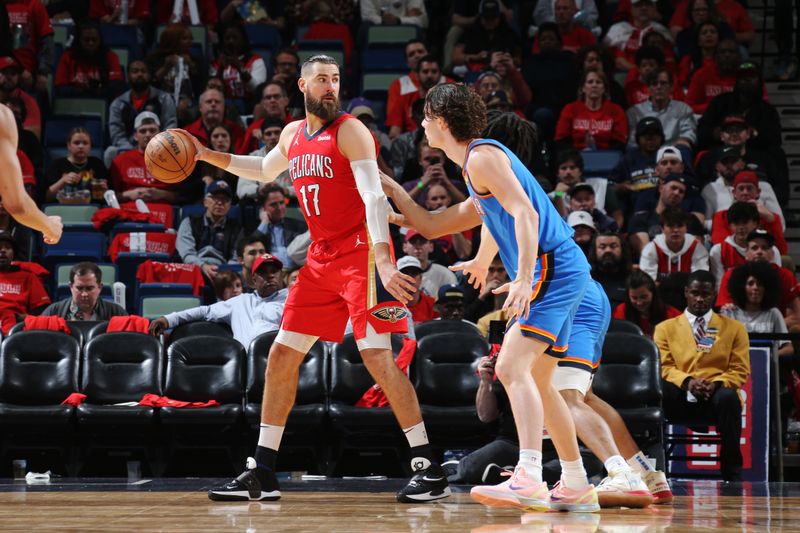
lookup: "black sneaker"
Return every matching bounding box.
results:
[208,457,281,502]
[396,463,451,503]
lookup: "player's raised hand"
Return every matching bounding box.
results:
[450,259,488,293]
[167,128,207,161]
[378,264,417,304]
[43,215,63,245]
[493,278,533,320]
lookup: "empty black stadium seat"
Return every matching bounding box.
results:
[168,321,233,346]
[8,320,85,347]
[414,319,483,340]
[608,318,644,335]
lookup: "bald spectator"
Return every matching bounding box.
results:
[184,88,246,153]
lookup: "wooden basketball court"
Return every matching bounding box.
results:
[1,478,798,531]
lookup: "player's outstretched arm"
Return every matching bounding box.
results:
[0,105,62,244]
[379,171,481,239]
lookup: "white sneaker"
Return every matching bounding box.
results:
[643,470,673,504]
[596,471,654,508]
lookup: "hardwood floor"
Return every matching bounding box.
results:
[0,480,798,531]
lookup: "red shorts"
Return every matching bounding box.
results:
[281,227,409,342]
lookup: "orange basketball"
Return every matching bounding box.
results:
[145,130,197,184]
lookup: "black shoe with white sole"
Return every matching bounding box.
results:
[208,457,281,502]
[396,463,451,503]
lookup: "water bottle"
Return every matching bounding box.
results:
[584,130,597,151]
[104,189,120,209]
[12,24,22,49]
[113,282,126,309]
[120,0,129,24]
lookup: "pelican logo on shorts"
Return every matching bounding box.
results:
[371,305,408,323]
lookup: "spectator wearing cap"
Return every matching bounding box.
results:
[435,284,470,322]
[695,113,787,202]
[397,255,438,323]
[603,0,672,72]
[555,69,628,151]
[632,145,706,220]
[451,0,522,75]
[639,207,709,282]
[717,230,800,318]
[176,180,244,281]
[698,60,781,155]
[709,202,782,288]
[686,38,742,114]
[464,254,509,324]
[532,0,598,54]
[387,55,446,139]
[627,67,697,148]
[149,253,288,348]
[552,149,624,229]
[184,88,246,153]
[710,173,787,254]
[238,118,292,204]
[567,183,618,234]
[105,60,178,167]
[251,183,307,267]
[238,82,295,155]
[0,231,50,334]
[0,56,41,140]
[628,172,705,256]
[40,261,127,320]
[110,111,183,204]
[403,230,458,299]
[701,156,783,225]
[567,210,597,255]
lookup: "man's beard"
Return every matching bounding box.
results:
[305,93,340,121]
[598,253,621,272]
[130,79,149,92]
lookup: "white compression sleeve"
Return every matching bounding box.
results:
[224,146,288,183]
[351,159,390,245]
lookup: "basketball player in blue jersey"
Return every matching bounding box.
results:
[382,85,599,512]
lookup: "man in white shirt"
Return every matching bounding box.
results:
[148,254,287,348]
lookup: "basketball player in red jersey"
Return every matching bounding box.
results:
[0,104,62,244]
[175,55,451,503]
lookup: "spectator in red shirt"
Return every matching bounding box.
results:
[675,0,735,58]
[238,82,294,154]
[386,40,428,137]
[604,0,672,72]
[110,111,182,203]
[185,88,246,153]
[0,230,51,334]
[686,37,739,114]
[555,69,629,151]
[387,55,446,139]
[624,45,666,105]
[209,23,267,105]
[0,56,40,139]
[677,21,720,89]
[670,0,753,46]
[397,255,438,324]
[88,0,150,25]
[6,0,54,94]
[612,269,681,337]
[532,0,597,54]
[54,20,124,98]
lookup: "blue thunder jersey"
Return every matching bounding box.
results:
[463,139,575,280]
[559,279,612,371]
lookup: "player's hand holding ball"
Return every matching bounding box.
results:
[144,129,204,184]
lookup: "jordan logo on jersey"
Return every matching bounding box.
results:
[354,235,366,248]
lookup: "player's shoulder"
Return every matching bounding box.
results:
[0,104,14,131]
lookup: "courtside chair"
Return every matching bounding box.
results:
[139,296,202,320]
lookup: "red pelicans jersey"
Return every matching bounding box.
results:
[287,113,369,244]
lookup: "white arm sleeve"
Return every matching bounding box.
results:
[351,159,390,245]
[224,146,288,183]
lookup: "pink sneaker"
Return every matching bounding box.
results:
[548,480,600,513]
[470,466,550,511]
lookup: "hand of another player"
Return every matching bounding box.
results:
[378,170,401,197]
[148,317,169,337]
[494,278,533,320]
[43,216,63,245]
[449,259,488,293]
[377,263,416,304]
[386,199,405,226]
[167,128,207,161]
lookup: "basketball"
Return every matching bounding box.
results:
[145,130,197,184]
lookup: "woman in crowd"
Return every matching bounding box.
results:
[46,127,108,203]
[213,270,244,302]
[54,20,124,97]
[209,23,267,108]
[613,270,681,337]
[677,20,721,89]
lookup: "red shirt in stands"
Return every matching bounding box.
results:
[8,88,40,132]
[238,112,295,154]
[7,0,53,75]
[555,100,629,150]
[136,260,205,296]
[120,202,175,228]
[386,84,421,133]
[677,55,714,89]
[88,0,149,20]
[685,64,767,113]
[612,302,681,338]
[0,266,51,334]
[407,293,438,323]
[154,0,217,24]
[111,149,176,193]
[386,73,419,131]
[532,25,596,53]
[210,54,266,99]
[54,49,124,90]
[670,0,754,34]
[710,209,787,254]
[184,118,246,154]
[624,67,684,105]
[717,262,799,314]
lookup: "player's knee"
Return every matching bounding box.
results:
[559,388,585,408]
[493,357,523,385]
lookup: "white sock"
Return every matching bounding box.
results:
[258,423,284,450]
[560,459,589,490]
[627,452,654,475]
[402,421,429,448]
[519,449,543,483]
[604,454,631,476]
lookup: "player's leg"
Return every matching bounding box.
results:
[208,331,317,502]
[471,323,550,512]
[584,388,673,504]
[355,328,451,502]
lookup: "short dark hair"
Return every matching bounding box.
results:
[212,270,243,300]
[424,84,487,142]
[69,261,102,284]
[259,183,287,204]
[415,54,440,73]
[556,148,584,171]
[624,270,669,327]
[726,201,759,225]
[301,54,339,76]
[236,235,268,257]
[538,22,562,44]
[588,232,632,271]
[635,45,665,67]
[660,206,690,227]
[647,67,673,86]
[686,269,716,288]
[727,261,780,310]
